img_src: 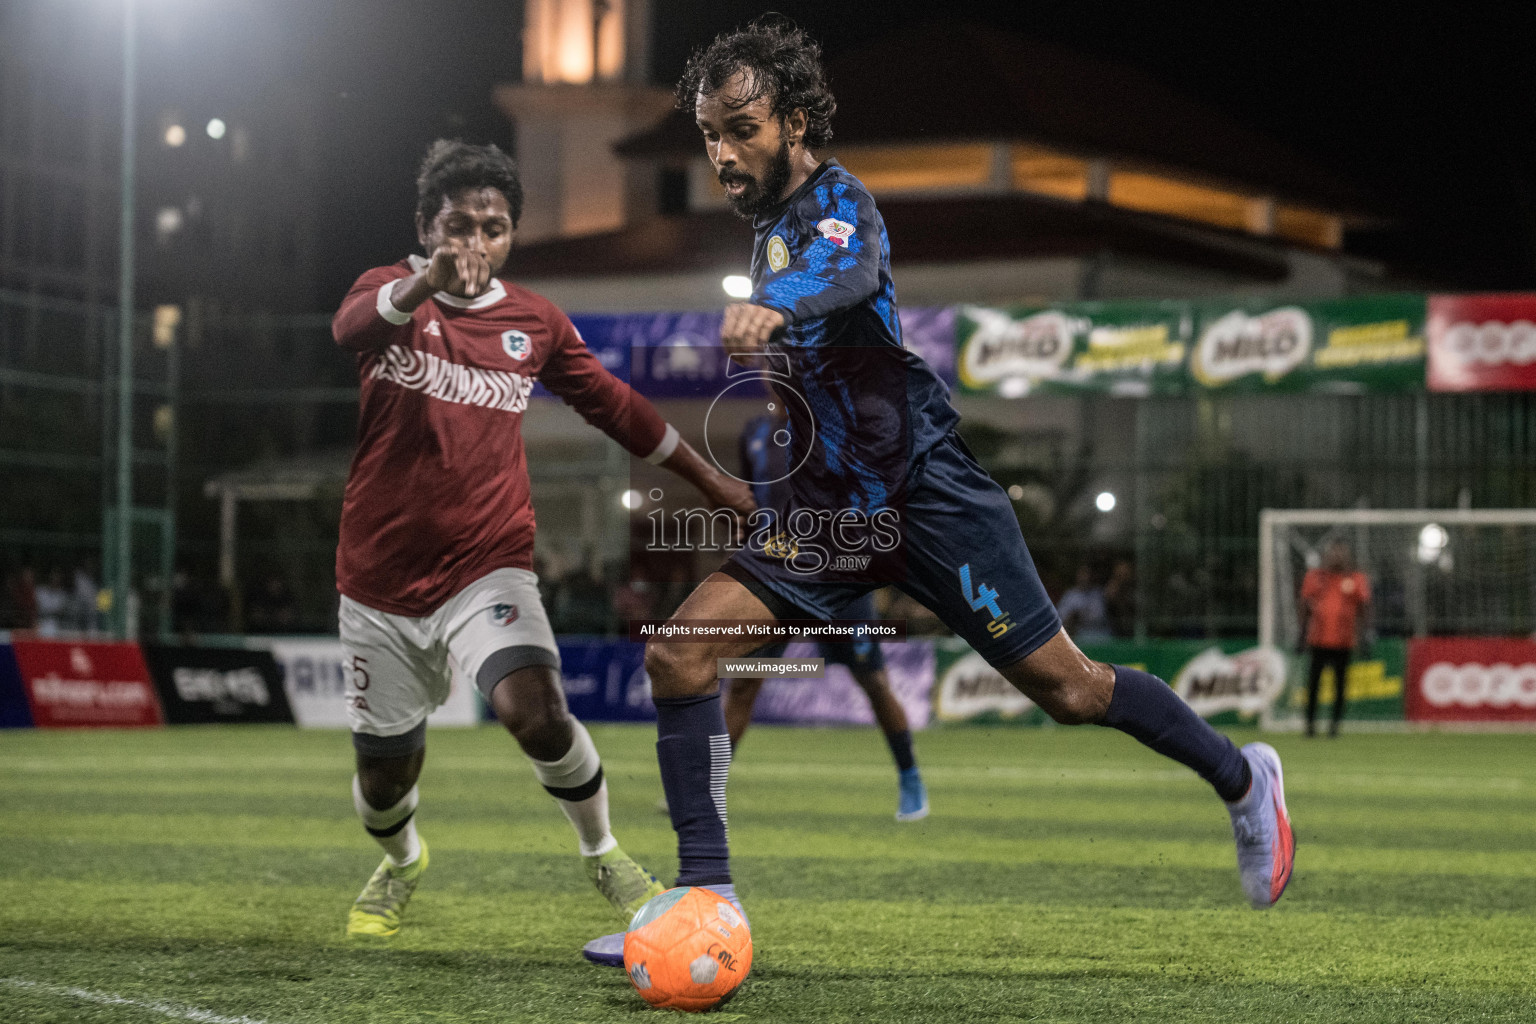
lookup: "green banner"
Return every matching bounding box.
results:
[953,294,1427,397]
[1271,638,1406,725]
[1188,294,1426,393]
[955,301,1189,397]
[930,636,1404,727]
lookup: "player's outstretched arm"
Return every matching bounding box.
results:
[540,310,754,532]
[656,437,755,542]
[332,244,490,352]
[754,186,882,332]
[721,302,785,360]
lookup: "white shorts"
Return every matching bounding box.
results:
[338,567,560,753]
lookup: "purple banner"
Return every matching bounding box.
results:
[545,637,935,728]
[554,639,655,721]
[744,640,934,728]
[541,309,957,400]
[900,306,958,387]
[0,643,34,729]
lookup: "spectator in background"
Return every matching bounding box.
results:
[245,573,299,633]
[555,550,614,635]
[1104,559,1135,638]
[34,568,70,637]
[1298,540,1372,738]
[72,561,101,634]
[1056,566,1111,644]
[4,566,37,630]
[172,568,232,639]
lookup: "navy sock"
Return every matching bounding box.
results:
[1100,665,1251,802]
[655,693,732,887]
[884,729,916,773]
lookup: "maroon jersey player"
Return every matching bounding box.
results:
[331,140,753,939]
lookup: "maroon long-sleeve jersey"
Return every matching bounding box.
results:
[331,257,676,616]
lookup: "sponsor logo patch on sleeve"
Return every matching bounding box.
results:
[767,235,790,271]
[815,218,855,247]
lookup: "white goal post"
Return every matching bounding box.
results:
[1258,508,1536,651]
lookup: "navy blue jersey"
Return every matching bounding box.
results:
[725,163,1063,669]
[749,160,958,516]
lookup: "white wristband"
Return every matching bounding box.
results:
[376,281,413,325]
[644,424,681,465]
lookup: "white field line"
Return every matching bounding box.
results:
[0,977,280,1024]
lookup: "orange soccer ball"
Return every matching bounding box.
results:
[623,886,753,1012]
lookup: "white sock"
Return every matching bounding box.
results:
[353,775,423,867]
[528,719,616,857]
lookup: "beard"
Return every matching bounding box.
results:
[719,136,793,219]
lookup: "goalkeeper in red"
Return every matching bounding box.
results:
[331,140,752,939]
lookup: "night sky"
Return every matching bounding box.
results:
[130,1,1536,307]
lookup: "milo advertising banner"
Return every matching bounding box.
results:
[932,636,1403,727]
[1272,638,1407,727]
[1189,294,1426,393]
[931,637,1052,725]
[955,301,1189,397]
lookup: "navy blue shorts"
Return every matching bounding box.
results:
[725,432,1061,669]
[748,592,886,670]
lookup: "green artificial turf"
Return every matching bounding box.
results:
[1,723,1532,1022]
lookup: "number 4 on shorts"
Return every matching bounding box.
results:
[958,564,1003,620]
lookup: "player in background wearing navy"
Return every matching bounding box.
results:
[331,141,754,940]
[584,22,1293,967]
[728,401,928,821]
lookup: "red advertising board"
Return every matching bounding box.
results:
[1405,637,1536,723]
[10,639,164,728]
[1426,293,1536,392]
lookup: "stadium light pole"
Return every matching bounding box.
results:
[113,0,138,637]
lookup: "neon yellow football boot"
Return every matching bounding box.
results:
[346,839,429,937]
[584,845,664,921]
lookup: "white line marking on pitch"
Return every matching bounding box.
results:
[0,977,281,1024]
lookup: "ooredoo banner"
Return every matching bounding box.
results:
[1426,293,1536,392]
[10,639,163,728]
[1405,636,1536,723]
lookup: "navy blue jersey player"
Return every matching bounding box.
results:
[728,408,929,821]
[584,21,1294,967]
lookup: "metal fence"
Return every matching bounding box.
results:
[4,287,1535,638]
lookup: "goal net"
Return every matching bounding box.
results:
[1258,509,1536,728]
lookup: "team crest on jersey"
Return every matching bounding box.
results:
[490,603,520,627]
[501,329,531,361]
[766,235,790,272]
[763,531,799,560]
[815,218,855,247]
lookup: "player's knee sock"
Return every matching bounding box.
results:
[883,729,916,773]
[1099,666,1251,803]
[352,776,422,867]
[528,719,615,857]
[655,693,732,887]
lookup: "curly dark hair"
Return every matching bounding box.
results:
[415,139,524,228]
[676,17,836,149]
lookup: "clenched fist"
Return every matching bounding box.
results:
[721,302,785,359]
[425,243,492,298]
